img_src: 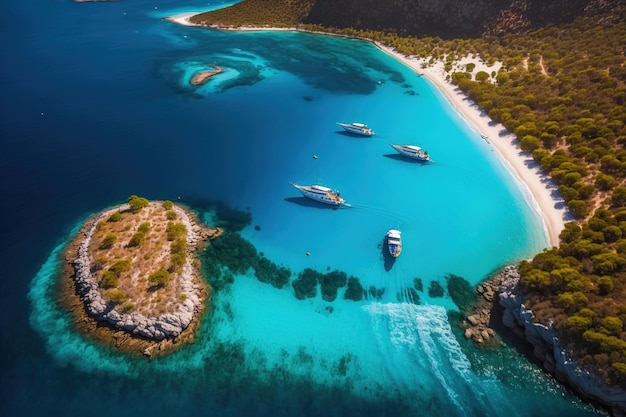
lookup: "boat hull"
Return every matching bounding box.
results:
[390,144,430,161]
[386,229,402,257]
[291,183,347,206]
[336,122,374,137]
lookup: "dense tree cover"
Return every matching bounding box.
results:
[195,0,626,386]
[190,0,315,28]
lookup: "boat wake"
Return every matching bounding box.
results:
[363,302,517,417]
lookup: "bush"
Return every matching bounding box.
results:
[101,270,119,289]
[109,259,131,275]
[99,233,117,249]
[106,289,127,304]
[120,301,135,312]
[166,222,187,241]
[162,200,173,210]
[127,195,149,212]
[107,212,122,222]
[148,269,171,288]
[128,231,145,247]
[166,210,178,220]
[138,222,150,233]
[171,238,187,255]
[170,253,186,271]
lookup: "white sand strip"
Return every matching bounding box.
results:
[165,12,201,27]
[375,43,570,248]
[164,11,569,247]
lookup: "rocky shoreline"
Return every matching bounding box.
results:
[497,265,626,416]
[64,202,221,356]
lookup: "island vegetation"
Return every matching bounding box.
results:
[63,195,222,356]
[189,0,626,389]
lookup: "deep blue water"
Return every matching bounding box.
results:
[0,1,607,416]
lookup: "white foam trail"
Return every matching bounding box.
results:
[364,302,517,417]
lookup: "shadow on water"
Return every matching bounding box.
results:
[334,130,372,138]
[380,235,396,272]
[382,153,430,164]
[283,197,341,210]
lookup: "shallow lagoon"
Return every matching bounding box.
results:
[0,1,606,416]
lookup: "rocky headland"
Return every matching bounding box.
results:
[498,265,626,416]
[62,198,222,356]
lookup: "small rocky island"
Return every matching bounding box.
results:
[62,195,222,356]
[190,65,223,85]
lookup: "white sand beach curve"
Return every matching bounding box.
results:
[375,43,570,248]
[165,12,570,248]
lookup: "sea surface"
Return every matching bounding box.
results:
[0,1,606,416]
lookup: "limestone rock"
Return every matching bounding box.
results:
[497,265,626,414]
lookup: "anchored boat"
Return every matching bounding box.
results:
[336,122,374,137]
[290,183,349,206]
[386,229,402,258]
[390,144,431,162]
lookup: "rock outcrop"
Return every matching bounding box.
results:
[498,265,626,415]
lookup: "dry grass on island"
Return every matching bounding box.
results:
[61,195,222,357]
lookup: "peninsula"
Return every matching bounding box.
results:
[62,195,222,356]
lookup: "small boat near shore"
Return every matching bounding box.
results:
[290,183,350,206]
[336,122,374,137]
[386,229,402,258]
[390,144,431,162]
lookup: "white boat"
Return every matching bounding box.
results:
[336,122,374,137]
[386,229,402,258]
[290,183,349,206]
[390,144,430,161]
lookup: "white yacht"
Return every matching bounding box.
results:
[336,122,374,137]
[386,229,402,258]
[290,183,349,206]
[390,144,431,161]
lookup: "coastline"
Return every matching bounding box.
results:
[165,12,569,248]
[374,43,570,248]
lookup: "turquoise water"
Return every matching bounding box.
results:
[1,1,606,416]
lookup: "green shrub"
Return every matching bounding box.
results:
[109,259,131,275]
[148,269,171,288]
[166,222,187,241]
[106,289,127,304]
[107,212,123,222]
[101,270,119,289]
[121,301,135,312]
[178,294,188,303]
[171,238,187,255]
[162,200,173,210]
[128,232,145,247]
[127,195,149,212]
[99,233,117,249]
[166,210,177,220]
[170,253,186,271]
[138,222,150,233]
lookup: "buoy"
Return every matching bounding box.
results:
[313,155,318,159]
[177,196,181,200]
[306,251,310,256]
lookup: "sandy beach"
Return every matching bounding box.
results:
[374,44,570,248]
[166,13,569,247]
